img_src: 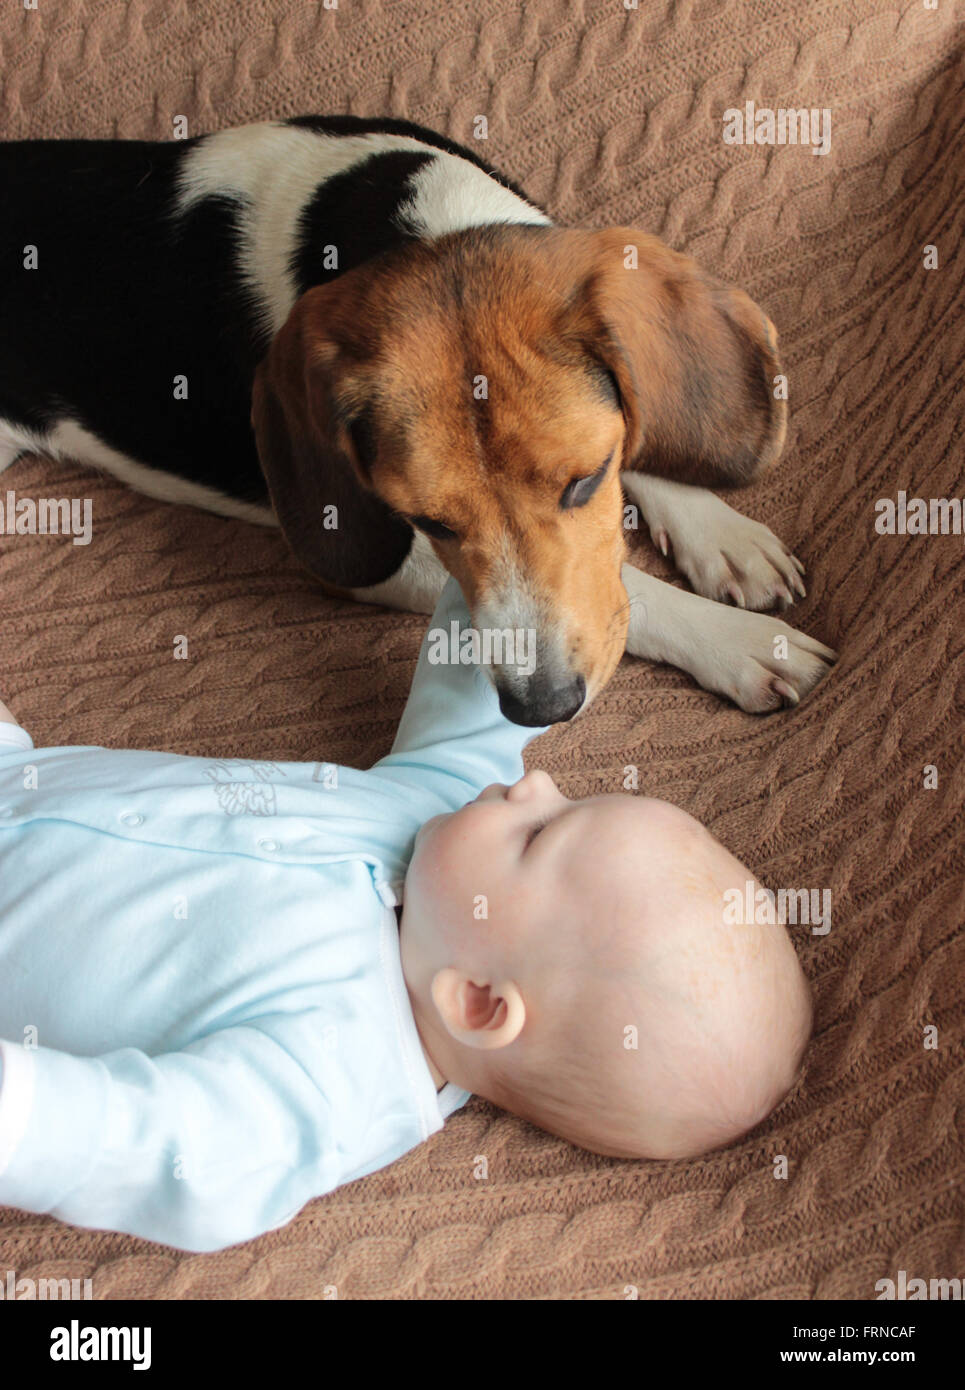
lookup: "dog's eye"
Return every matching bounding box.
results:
[410,515,459,542]
[347,412,377,475]
[559,460,608,511]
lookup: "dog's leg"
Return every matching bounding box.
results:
[352,529,448,614]
[622,472,807,612]
[621,563,835,712]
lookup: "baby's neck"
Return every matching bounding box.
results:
[395,905,447,1091]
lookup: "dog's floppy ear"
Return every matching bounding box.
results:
[557,227,787,488]
[251,284,413,590]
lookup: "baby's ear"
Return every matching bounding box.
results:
[430,969,526,1049]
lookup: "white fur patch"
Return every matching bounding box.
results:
[0,416,277,526]
[0,419,50,472]
[472,532,574,697]
[175,122,549,342]
[396,153,551,239]
[176,124,427,338]
[353,528,447,613]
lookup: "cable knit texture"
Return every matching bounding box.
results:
[1,0,963,1299]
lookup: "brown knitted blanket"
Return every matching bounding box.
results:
[1,0,962,1300]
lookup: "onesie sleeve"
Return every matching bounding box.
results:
[369,577,549,811]
[0,1025,341,1253]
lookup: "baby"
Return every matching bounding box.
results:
[0,579,811,1252]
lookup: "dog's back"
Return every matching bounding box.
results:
[0,118,547,500]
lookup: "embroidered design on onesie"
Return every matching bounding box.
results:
[203,760,288,816]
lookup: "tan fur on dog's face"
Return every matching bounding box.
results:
[366,281,632,716]
[253,224,786,723]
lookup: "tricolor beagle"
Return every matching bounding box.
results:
[0,116,834,725]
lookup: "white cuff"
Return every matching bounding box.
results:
[0,1041,37,1179]
[0,723,33,752]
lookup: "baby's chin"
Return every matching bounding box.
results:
[405,810,465,924]
[408,797,486,890]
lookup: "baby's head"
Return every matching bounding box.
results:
[400,770,812,1160]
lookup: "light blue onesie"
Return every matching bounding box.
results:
[0,578,544,1252]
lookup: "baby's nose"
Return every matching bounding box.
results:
[507,769,558,802]
[475,783,509,802]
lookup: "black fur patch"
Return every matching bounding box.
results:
[289,150,433,299]
[0,138,266,500]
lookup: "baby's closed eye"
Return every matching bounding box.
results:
[523,816,552,849]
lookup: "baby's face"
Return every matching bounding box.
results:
[402,769,715,986]
[406,769,603,945]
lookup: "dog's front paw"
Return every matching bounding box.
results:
[688,606,837,712]
[652,493,806,612]
[625,474,807,612]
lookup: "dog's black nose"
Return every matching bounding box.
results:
[497,675,586,727]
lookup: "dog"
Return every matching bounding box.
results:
[0,115,835,725]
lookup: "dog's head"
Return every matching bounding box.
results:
[251,225,785,725]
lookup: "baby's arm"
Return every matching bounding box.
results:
[0,1023,337,1253]
[369,577,549,811]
